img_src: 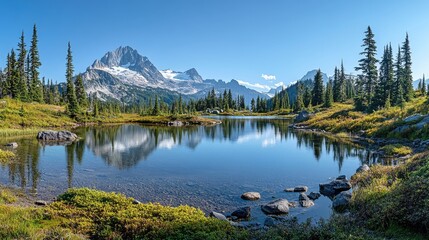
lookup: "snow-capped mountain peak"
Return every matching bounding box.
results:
[160,68,203,83]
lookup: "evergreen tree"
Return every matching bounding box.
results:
[324,79,333,108]
[29,24,43,102]
[75,74,88,108]
[7,50,20,99]
[401,33,413,101]
[355,26,378,111]
[312,69,324,105]
[152,96,160,115]
[333,66,340,102]
[282,91,290,109]
[422,75,426,95]
[294,82,304,112]
[65,42,79,117]
[393,46,403,106]
[17,31,28,101]
[338,61,347,102]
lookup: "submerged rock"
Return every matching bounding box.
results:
[299,193,314,208]
[167,121,184,127]
[261,199,290,215]
[319,176,352,197]
[295,110,311,122]
[37,130,78,142]
[231,207,251,219]
[241,192,261,200]
[332,191,352,212]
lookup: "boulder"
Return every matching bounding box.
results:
[132,199,141,204]
[403,114,423,123]
[356,164,370,173]
[298,193,314,208]
[295,110,311,123]
[284,186,308,192]
[393,125,412,134]
[264,217,276,227]
[210,211,227,221]
[319,177,352,197]
[231,207,251,219]
[241,192,261,200]
[261,199,290,215]
[332,191,352,212]
[36,130,78,142]
[5,142,18,148]
[415,115,429,129]
[35,200,48,206]
[308,192,321,200]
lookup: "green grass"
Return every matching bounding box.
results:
[380,144,413,156]
[351,152,429,235]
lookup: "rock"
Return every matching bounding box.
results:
[264,217,276,227]
[284,186,308,192]
[319,177,352,197]
[336,175,347,180]
[308,192,321,200]
[298,193,314,208]
[241,192,261,200]
[356,164,370,173]
[332,191,352,212]
[415,115,429,129]
[403,114,423,123]
[231,207,251,219]
[393,125,412,134]
[295,110,311,123]
[167,121,184,127]
[5,142,18,148]
[261,199,290,215]
[210,211,227,221]
[36,130,78,142]
[132,199,141,204]
[35,200,47,206]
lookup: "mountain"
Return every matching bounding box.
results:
[266,85,285,98]
[81,46,269,104]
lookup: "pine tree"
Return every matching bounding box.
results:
[29,24,43,102]
[324,79,333,108]
[7,50,20,99]
[75,74,88,108]
[422,74,426,95]
[312,69,324,106]
[401,33,413,101]
[17,31,28,101]
[152,96,160,115]
[65,42,79,117]
[393,46,403,106]
[294,82,304,112]
[339,61,347,102]
[333,66,340,102]
[355,26,378,110]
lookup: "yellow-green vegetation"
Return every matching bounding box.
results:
[0,98,75,130]
[380,144,413,156]
[0,188,17,204]
[0,149,15,164]
[351,152,429,236]
[302,96,429,138]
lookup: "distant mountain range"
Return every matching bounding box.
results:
[80,46,269,105]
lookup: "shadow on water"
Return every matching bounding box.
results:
[0,117,386,198]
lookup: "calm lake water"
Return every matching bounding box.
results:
[0,117,379,223]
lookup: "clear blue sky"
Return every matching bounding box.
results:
[1,0,428,92]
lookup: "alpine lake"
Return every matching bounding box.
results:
[0,116,392,225]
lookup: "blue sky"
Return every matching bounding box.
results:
[1,0,428,92]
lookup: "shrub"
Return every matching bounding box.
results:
[380,144,413,156]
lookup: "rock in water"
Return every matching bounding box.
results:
[35,200,48,206]
[241,192,261,200]
[332,191,352,212]
[299,193,314,208]
[37,130,78,142]
[284,186,308,192]
[261,199,290,215]
[210,211,227,221]
[308,192,321,200]
[231,207,251,219]
[319,176,352,197]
